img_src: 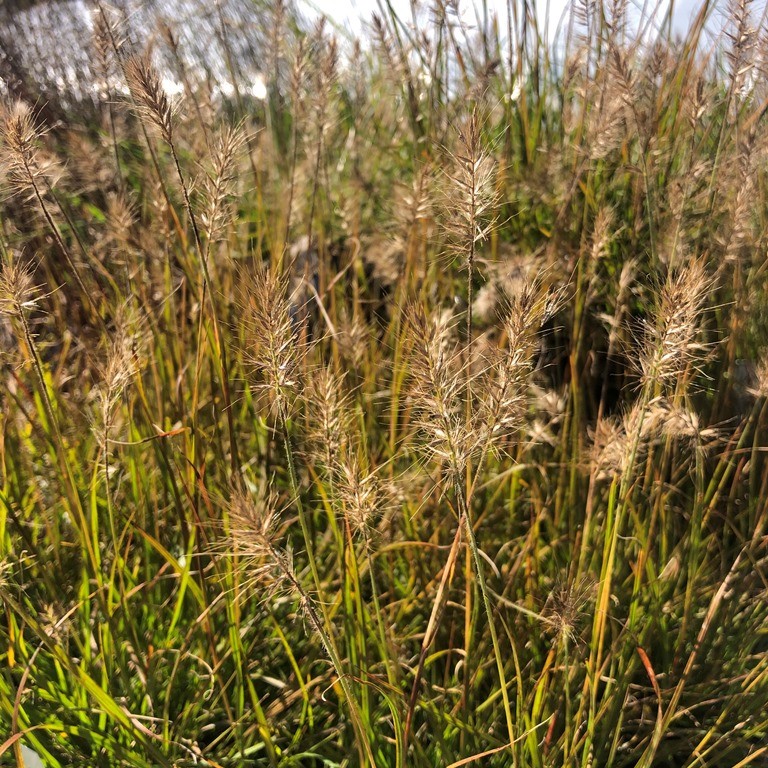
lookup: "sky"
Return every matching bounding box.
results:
[299,0,768,48]
[302,0,705,39]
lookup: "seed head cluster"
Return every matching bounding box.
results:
[243,266,301,413]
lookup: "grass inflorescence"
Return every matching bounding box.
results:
[0,1,767,766]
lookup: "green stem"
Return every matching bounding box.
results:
[278,404,376,765]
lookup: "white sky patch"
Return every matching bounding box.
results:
[20,745,45,768]
[506,79,523,102]
[161,76,185,97]
[251,73,268,100]
[299,0,764,42]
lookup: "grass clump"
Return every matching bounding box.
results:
[0,0,767,766]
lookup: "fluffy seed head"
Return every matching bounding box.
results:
[477,277,565,448]
[637,259,712,391]
[228,491,297,600]
[201,123,246,242]
[96,306,145,442]
[503,276,564,363]
[0,101,58,193]
[591,414,630,477]
[0,258,40,318]
[0,101,39,162]
[395,164,432,236]
[590,207,615,264]
[242,266,301,413]
[543,576,595,646]
[124,53,175,142]
[105,191,138,245]
[591,401,651,478]
[336,311,369,371]
[336,454,386,542]
[442,110,499,257]
[642,399,714,448]
[748,355,768,399]
[302,21,338,142]
[304,366,351,470]
[407,303,475,477]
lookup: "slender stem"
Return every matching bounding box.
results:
[453,475,516,749]
[167,142,241,482]
[24,161,105,330]
[277,403,376,765]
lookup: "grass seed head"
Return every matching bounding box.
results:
[748,355,768,399]
[0,257,40,318]
[336,453,385,542]
[336,310,370,371]
[243,265,302,414]
[407,303,475,477]
[642,399,715,450]
[591,412,632,478]
[96,306,145,443]
[201,123,246,242]
[0,101,39,163]
[105,191,138,245]
[0,101,59,194]
[304,366,351,470]
[476,277,565,448]
[543,576,595,646]
[442,110,499,260]
[124,53,175,142]
[637,259,712,392]
[228,491,297,601]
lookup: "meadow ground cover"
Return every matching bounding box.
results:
[0,0,767,765]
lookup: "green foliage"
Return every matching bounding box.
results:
[0,1,767,767]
